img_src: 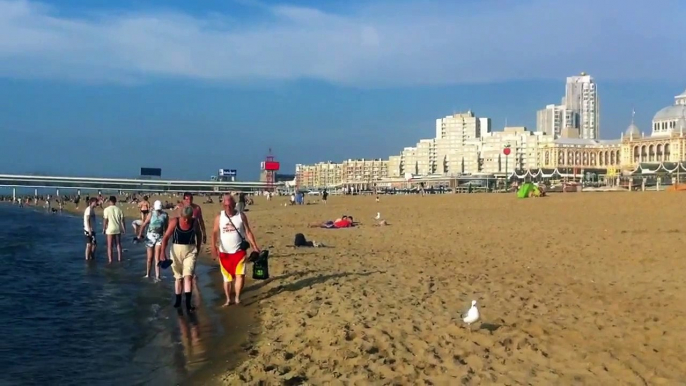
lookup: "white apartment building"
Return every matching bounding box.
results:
[388,155,402,178]
[564,73,599,139]
[431,111,484,174]
[294,159,388,188]
[479,127,554,173]
[536,104,564,137]
[400,146,419,175]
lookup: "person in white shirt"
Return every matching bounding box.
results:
[212,193,260,306]
[102,196,126,264]
[83,197,98,261]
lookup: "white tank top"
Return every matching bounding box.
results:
[219,210,245,253]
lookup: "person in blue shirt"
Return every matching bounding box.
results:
[138,200,169,281]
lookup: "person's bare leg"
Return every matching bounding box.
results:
[222,281,232,306]
[91,243,97,259]
[115,234,122,262]
[234,275,244,304]
[144,247,153,278]
[106,235,113,263]
[85,243,91,261]
[153,245,161,281]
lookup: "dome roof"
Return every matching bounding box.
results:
[625,123,640,137]
[678,117,686,131]
[653,105,686,121]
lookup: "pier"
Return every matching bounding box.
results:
[0,174,279,199]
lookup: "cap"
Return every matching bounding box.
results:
[153,200,163,210]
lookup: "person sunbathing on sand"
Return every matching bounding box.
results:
[309,215,355,228]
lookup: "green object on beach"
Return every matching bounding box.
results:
[517,182,539,198]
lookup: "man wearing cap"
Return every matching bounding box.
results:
[138,200,169,281]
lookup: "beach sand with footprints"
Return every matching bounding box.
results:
[72,192,686,384]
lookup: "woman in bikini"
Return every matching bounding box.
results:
[138,196,151,221]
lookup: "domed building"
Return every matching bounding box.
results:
[652,89,686,136]
[625,122,640,139]
[620,88,686,169]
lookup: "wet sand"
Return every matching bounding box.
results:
[74,192,686,384]
[61,198,257,384]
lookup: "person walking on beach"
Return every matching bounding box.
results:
[236,192,247,213]
[161,206,202,312]
[212,193,260,306]
[138,200,168,281]
[83,197,98,260]
[102,196,126,263]
[181,192,207,245]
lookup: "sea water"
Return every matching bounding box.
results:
[0,204,226,386]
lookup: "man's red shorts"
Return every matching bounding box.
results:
[219,250,247,282]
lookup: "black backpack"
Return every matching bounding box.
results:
[252,250,270,280]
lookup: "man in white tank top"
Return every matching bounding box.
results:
[211,193,260,306]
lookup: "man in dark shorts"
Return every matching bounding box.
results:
[83,197,98,260]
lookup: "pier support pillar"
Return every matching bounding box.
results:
[12,188,16,201]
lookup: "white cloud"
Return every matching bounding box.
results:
[0,0,684,86]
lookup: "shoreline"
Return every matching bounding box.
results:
[13,191,686,384]
[57,198,261,384]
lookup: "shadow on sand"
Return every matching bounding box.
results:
[242,270,319,295]
[243,271,382,306]
[479,322,503,332]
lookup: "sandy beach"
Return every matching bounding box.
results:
[71,192,686,384]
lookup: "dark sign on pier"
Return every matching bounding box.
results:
[140,168,162,179]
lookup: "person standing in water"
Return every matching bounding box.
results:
[212,193,260,306]
[181,192,207,244]
[138,196,151,221]
[83,197,98,260]
[138,200,168,281]
[102,196,125,263]
[161,206,202,312]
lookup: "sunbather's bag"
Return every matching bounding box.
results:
[252,250,270,280]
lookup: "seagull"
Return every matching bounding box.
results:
[375,212,381,220]
[462,300,480,333]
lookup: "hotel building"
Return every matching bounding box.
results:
[537,73,599,140]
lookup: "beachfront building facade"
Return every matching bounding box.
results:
[479,127,554,174]
[618,88,686,169]
[294,158,388,189]
[294,86,686,188]
[538,139,621,169]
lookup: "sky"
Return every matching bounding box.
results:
[0,0,685,180]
